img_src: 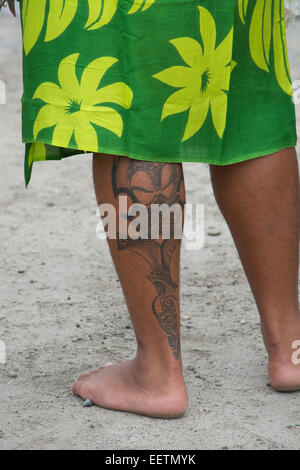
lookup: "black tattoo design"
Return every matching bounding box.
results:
[112,158,185,359]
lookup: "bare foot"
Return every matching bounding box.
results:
[269,359,300,392]
[72,358,188,418]
[263,316,300,392]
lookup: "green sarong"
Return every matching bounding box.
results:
[20,0,297,187]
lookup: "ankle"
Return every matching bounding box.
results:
[133,351,185,389]
[136,340,183,370]
[266,338,300,366]
[261,309,300,356]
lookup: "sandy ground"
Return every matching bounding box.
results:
[1,9,300,450]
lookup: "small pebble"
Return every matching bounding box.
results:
[72,337,82,342]
[7,371,18,378]
[207,226,221,236]
[17,270,25,274]
[46,202,55,207]
[83,399,94,407]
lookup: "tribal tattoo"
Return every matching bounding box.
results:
[112,158,185,359]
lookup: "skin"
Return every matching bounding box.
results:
[73,155,188,418]
[72,147,300,417]
[210,147,300,391]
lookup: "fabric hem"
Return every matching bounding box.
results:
[23,138,298,188]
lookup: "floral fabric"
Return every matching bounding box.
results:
[20,0,297,186]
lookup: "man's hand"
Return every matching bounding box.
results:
[0,0,18,17]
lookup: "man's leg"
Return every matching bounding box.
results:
[210,147,300,391]
[72,154,188,417]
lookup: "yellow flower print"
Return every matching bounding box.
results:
[21,0,156,54]
[28,142,46,167]
[22,0,46,55]
[85,0,118,30]
[45,0,78,42]
[273,0,293,95]
[238,0,249,24]
[33,53,133,152]
[238,0,293,95]
[152,7,235,142]
[22,0,78,55]
[85,0,156,30]
[128,0,156,14]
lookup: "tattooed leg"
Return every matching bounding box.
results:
[112,158,185,359]
[72,154,188,418]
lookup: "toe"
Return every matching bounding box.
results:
[72,379,90,399]
[72,380,80,396]
[103,362,114,368]
[74,364,113,382]
[76,370,100,381]
[76,373,90,381]
[77,366,112,381]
